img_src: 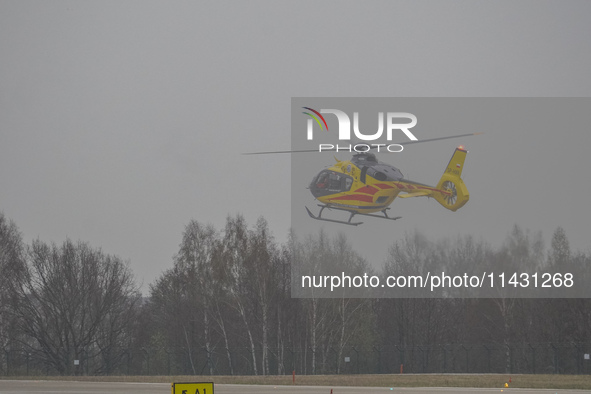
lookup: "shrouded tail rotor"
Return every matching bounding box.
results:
[441,180,458,206]
[433,148,470,211]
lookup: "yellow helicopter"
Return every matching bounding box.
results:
[247,133,479,226]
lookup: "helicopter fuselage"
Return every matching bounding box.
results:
[245,135,477,226]
[308,149,468,221]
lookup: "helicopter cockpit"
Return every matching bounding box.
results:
[309,170,353,198]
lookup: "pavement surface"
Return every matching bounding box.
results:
[0,380,589,394]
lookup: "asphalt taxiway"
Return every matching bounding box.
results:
[1,380,590,394]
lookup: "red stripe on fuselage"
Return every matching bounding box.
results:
[375,183,394,189]
[353,185,379,195]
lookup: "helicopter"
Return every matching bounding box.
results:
[246,133,480,226]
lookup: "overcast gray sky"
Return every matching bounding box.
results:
[1,1,591,293]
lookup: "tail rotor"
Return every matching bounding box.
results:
[433,148,470,212]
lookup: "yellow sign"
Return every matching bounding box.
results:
[171,382,214,394]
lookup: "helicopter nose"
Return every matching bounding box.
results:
[309,171,328,197]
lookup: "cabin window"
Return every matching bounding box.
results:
[314,171,353,193]
[345,177,353,191]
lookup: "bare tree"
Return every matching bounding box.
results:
[10,239,140,375]
[245,217,279,376]
[176,220,218,375]
[0,213,26,373]
[149,220,219,375]
[549,226,571,268]
[217,215,259,375]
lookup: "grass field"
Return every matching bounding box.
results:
[2,374,591,390]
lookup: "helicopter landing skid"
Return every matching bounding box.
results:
[305,205,402,226]
[305,206,363,226]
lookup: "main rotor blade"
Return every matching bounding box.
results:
[243,148,322,155]
[243,132,483,155]
[396,132,483,146]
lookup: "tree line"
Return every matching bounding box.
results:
[1,211,590,376]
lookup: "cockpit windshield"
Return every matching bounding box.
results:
[310,170,353,197]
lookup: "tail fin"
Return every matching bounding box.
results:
[433,147,470,212]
